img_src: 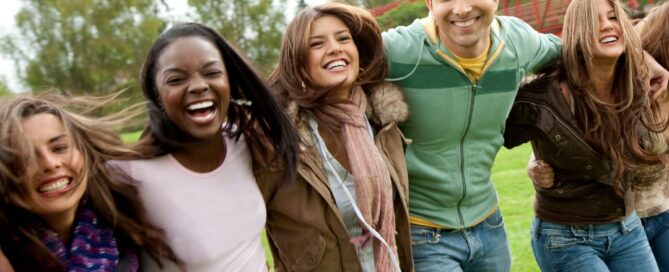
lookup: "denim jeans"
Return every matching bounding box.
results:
[642,210,669,272]
[410,209,511,272]
[531,212,659,272]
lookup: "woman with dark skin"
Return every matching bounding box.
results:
[117,23,300,271]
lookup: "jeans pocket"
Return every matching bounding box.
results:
[547,234,585,249]
[483,210,504,229]
[410,226,440,246]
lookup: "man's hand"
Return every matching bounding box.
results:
[644,51,669,100]
[527,155,555,188]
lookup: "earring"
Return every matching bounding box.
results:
[231,98,252,106]
[301,81,307,92]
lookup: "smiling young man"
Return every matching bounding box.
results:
[382,0,561,270]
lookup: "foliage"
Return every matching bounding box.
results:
[0,77,11,96]
[297,0,307,10]
[188,0,287,75]
[376,1,428,31]
[0,0,166,97]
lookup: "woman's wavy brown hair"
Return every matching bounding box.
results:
[267,2,387,109]
[560,0,667,191]
[0,93,181,271]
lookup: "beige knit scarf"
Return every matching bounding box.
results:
[311,86,397,271]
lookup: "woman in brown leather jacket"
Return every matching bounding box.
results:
[528,4,669,271]
[503,0,667,270]
[257,3,413,271]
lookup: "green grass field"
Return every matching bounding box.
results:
[122,132,538,271]
[493,144,539,271]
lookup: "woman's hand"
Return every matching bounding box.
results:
[527,154,555,188]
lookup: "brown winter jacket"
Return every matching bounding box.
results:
[254,83,414,272]
[503,74,634,225]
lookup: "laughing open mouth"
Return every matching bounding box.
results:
[185,100,217,123]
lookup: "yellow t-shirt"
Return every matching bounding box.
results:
[453,40,490,82]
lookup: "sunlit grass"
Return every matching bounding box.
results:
[493,144,540,271]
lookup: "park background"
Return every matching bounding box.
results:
[1,0,659,271]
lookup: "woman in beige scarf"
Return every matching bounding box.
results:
[256,2,413,272]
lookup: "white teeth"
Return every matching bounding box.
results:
[326,60,347,70]
[38,178,71,193]
[600,36,617,43]
[453,18,476,27]
[189,110,216,123]
[187,101,214,111]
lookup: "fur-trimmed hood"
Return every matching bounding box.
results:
[256,83,415,272]
[284,82,410,128]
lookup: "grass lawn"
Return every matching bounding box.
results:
[493,143,539,271]
[122,132,538,271]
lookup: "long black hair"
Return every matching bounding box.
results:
[137,22,300,184]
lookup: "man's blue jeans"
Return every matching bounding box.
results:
[410,209,511,272]
[642,210,669,272]
[531,212,658,272]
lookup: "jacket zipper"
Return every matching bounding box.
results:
[455,83,478,229]
[434,36,505,229]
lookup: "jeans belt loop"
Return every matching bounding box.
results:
[434,228,442,240]
[569,225,578,236]
[621,213,633,234]
[534,218,542,240]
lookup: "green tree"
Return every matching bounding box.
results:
[298,0,307,10]
[0,77,10,96]
[0,0,166,95]
[189,0,287,74]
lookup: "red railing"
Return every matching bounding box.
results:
[499,0,571,35]
[373,0,648,36]
[370,0,418,16]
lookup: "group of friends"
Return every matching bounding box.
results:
[0,0,668,271]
